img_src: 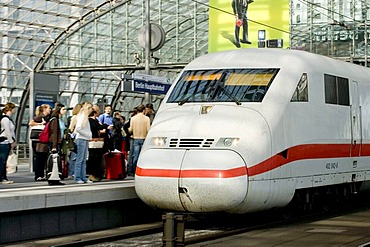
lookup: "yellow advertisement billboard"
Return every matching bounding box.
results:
[208,0,290,52]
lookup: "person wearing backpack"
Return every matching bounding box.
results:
[29,104,51,181]
[0,103,16,184]
[46,104,67,186]
[112,112,124,151]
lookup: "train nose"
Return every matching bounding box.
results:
[135,149,248,213]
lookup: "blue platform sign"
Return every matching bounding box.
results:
[121,73,171,95]
[133,80,170,95]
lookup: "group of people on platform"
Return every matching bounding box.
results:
[0,101,155,185]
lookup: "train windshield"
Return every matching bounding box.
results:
[167,68,279,104]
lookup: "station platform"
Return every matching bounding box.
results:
[0,162,137,213]
[0,162,158,245]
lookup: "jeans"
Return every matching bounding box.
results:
[127,138,134,175]
[0,144,10,181]
[132,139,144,175]
[68,151,76,176]
[75,139,88,182]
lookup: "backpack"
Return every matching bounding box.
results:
[0,115,11,142]
[39,117,55,143]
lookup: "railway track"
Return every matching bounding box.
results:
[183,192,370,246]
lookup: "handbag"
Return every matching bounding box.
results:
[35,142,49,153]
[7,150,18,174]
[66,133,75,151]
[29,125,44,140]
[89,138,104,149]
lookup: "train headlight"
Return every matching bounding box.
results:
[216,138,240,147]
[150,137,167,147]
[200,105,213,114]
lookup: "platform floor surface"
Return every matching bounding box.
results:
[189,208,370,247]
[0,162,136,213]
[1,162,134,189]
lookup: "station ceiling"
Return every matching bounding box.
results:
[1,0,209,142]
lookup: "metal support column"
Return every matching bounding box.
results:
[145,0,151,104]
[162,213,187,246]
[365,22,368,67]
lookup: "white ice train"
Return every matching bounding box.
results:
[134,48,370,214]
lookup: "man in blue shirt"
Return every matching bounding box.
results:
[98,105,114,150]
[98,105,113,127]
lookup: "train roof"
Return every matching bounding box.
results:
[185,49,370,79]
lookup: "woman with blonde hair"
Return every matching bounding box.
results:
[29,103,52,181]
[0,103,16,184]
[74,102,93,184]
[29,104,51,127]
[66,103,82,177]
[68,103,82,132]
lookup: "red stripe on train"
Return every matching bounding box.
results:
[136,143,368,178]
[136,166,247,178]
[249,143,355,176]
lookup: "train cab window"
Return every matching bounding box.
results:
[291,73,308,102]
[324,74,349,106]
[167,68,279,104]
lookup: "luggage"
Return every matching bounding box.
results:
[89,138,104,149]
[29,125,44,141]
[61,156,68,180]
[104,151,126,179]
[6,150,18,174]
[46,152,62,181]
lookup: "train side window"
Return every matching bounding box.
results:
[325,74,337,104]
[337,77,349,106]
[324,74,349,106]
[291,73,308,102]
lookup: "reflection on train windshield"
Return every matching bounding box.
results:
[167,68,279,104]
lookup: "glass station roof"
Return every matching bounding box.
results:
[0,0,209,142]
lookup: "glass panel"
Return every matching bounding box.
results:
[1,0,209,143]
[225,73,274,86]
[291,73,308,102]
[324,74,337,104]
[337,77,349,106]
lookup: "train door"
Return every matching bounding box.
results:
[350,81,361,157]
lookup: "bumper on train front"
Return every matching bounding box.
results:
[135,149,248,213]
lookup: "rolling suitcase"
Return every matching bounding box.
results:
[61,156,68,180]
[104,151,126,179]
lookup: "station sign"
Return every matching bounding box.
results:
[121,73,171,95]
[30,72,59,114]
[35,93,57,108]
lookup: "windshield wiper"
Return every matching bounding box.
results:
[209,72,241,105]
[178,94,194,105]
[218,85,241,105]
